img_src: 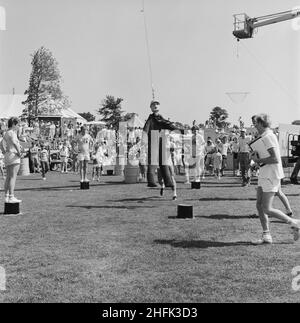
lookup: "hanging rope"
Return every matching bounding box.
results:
[141,0,155,100]
[240,41,300,110]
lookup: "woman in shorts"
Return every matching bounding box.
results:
[0,117,22,203]
[251,114,300,244]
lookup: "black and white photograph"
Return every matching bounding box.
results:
[0,0,300,306]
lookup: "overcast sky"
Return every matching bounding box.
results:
[0,0,300,126]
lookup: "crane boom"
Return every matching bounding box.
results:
[233,9,300,39]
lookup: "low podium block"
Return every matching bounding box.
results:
[177,204,193,219]
[80,181,90,190]
[191,181,201,189]
[4,202,21,216]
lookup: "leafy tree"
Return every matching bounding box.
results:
[98,95,124,130]
[78,112,96,122]
[209,107,229,129]
[22,46,63,124]
[123,112,136,122]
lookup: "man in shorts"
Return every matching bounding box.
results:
[76,126,94,183]
[251,114,300,244]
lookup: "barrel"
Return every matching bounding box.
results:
[114,157,125,176]
[18,157,30,176]
[124,165,140,184]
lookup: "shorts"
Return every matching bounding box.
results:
[61,157,68,163]
[4,152,20,167]
[78,153,90,162]
[258,177,281,193]
[205,154,213,166]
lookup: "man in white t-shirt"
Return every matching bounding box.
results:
[76,126,94,182]
[251,114,300,244]
[238,129,251,186]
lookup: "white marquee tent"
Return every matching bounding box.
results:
[0,94,86,123]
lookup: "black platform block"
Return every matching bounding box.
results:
[191,181,201,189]
[80,181,90,190]
[4,202,21,215]
[177,204,193,219]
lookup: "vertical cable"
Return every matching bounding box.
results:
[141,0,155,100]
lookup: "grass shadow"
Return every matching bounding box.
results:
[197,214,258,220]
[66,205,154,210]
[154,239,291,249]
[15,185,82,192]
[107,196,162,203]
[184,197,256,202]
[154,239,255,249]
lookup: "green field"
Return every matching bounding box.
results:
[0,171,299,303]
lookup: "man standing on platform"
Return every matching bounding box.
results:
[143,101,180,188]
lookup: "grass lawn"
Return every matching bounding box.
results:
[0,170,299,303]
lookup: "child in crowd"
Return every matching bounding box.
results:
[30,141,40,173]
[70,139,79,173]
[213,147,223,180]
[39,144,49,180]
[91,143,103,181]
[60,140,69,173]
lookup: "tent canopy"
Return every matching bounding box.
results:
[127,114,144,128]
[0,94,87,123]
[0,94,27,119]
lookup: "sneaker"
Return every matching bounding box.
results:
[291,220,300,241]
[147,183,158,188]
[286,212,294,218]
[290,178,299,185]
[5,195,9,203]
[160,187,164,196]
[8,197,22,203]
[172,195,177,201]
[253,232,273,245]
[184,181,190,185]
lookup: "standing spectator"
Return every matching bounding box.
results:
[33,118,40,138]
[60,139,69,173]
[238,129,251,186]
[204,138,215,177]
[0,117,22,203]
[39,144,49,180]
[49,122,56,140]
[0,134,5,178]
[231,137,240,176]
[76,126,94,182]
[63,121,68,138]
[220,136,231,176]
[29,141,40,173]
[213,147,223,180]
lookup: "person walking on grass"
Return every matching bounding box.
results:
[0,117,22,203]
[251,114,300,244]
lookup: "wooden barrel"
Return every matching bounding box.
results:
[124,165,139,184]
[18,157,30,176]
[114,157,125,176]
